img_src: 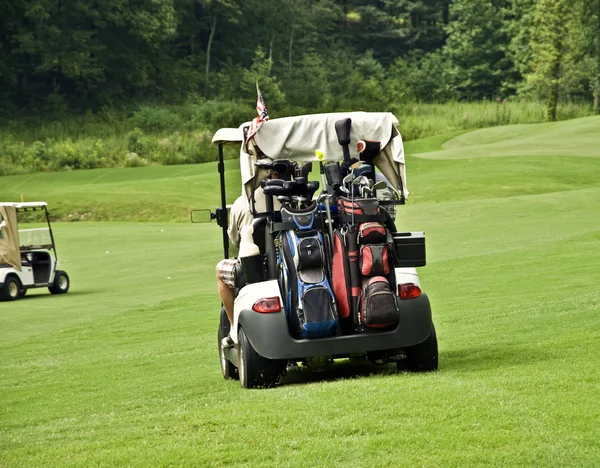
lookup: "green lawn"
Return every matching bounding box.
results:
[1,117,600,466]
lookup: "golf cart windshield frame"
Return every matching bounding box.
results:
[13,203,57,257]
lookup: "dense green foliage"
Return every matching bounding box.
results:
[1,0,599,115]
[1,123,600,465]
[0,100,593,176]
[1,0,598,176]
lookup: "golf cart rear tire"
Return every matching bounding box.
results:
[238,327,285,389]
[218,307,238,380]
[49,270,70,295]
[398,323,438,372]
[0,275,21,301]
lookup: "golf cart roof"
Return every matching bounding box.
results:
[214,112,408,201]
[212,112,402,159]
[0,202,48,211]
[251,112,402,162]
[211,126,246,145]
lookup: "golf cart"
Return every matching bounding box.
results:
[209,112,437,388]
[0,202,70,301]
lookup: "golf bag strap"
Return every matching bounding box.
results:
[339,213,386,224]
[270,220,325,234]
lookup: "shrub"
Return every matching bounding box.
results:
[131,106,183,133]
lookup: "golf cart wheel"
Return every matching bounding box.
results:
[49,270,70,295]
[0,275,21,301]
[218,307,238,380]
[19,287,27,298]
[238,327,285,389]
[397,323,438,372]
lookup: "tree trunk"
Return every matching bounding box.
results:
[592,0,600,113]
[288,27,294,77]
[546,80,560,121]
[546,42,563,122]
[594,75,600,113]
[205,15,217,98]
[267,35,274,77]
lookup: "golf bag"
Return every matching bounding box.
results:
[332,229,360,321]
[357,221,398,329]
[333,198,399,332]
[279,206,338,339]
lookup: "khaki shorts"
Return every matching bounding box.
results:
[217,259,239,289]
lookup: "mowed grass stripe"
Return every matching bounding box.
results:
[414,115,600,159]
[0,223,223,346]
[1,230,598,466]
[1,118,600,466]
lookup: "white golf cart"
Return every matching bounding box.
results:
[0,202,70,301]
[207,112,437,388]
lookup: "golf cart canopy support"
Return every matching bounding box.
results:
[0,205,20,270]
[0,202,56,271]
[211,112,409,206]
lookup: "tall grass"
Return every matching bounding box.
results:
[392,99,593,140]
[0,99,594,176]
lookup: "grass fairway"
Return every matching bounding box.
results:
[1,116,600,466]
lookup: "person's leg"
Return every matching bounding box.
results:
[217,272,234,324]
[216,260,237,324]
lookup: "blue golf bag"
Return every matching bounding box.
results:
[278,205,338,338]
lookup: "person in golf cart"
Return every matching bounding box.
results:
[215,159,279,344]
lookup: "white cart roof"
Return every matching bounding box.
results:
[0,202,48,210]
[212,112,408,200]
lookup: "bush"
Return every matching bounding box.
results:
[0,99,593,175]
[131,106,183,133]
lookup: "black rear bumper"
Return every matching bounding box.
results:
[237,293,433,360]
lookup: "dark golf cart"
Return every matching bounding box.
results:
[207,112,437,388]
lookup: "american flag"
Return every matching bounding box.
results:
[245,84,269,143]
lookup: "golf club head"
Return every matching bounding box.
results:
[273,160,294,181]
[353,164,373,179]
[263,185,286,197]
[254,158,274,171]
[317,192,332,203]
[305,180,320,200]
[283,180,298,196]
[297,161,312,179]
[352,175,369,198]
[264,178,285,187]
[352,175,368,186]
[372,180,387,191]
[293,177,307,196]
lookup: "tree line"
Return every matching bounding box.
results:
[2,0,599,120]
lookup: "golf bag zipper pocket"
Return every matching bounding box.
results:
[358,222,387,245]
[359,244,390,277]
[360,276,398,328]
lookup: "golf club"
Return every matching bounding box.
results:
[316,149,335,246]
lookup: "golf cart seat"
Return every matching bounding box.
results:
[233,216,269,294]
[20,253,31,267]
